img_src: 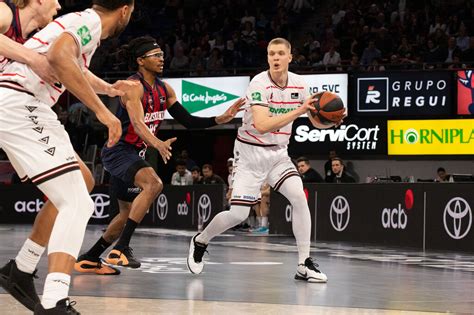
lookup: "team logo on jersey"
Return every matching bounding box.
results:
[38,136,49,145]
[251,92,262,101]
[25,106,37,113]
[291,92,299,99]
[77,26,92,46]
[44,147,56,156]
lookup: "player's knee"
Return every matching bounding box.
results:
[79,163,95,192]
[142,175,163,197]
[230,205,251,222]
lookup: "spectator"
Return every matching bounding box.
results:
[201,164,225,185]
[191,166,203,184]
[296,157,323,183]
[435,167,453,182]
[347,54,362,71]
[462,37,474,62]
[366,58,386,72]
[225,158,234,203]
[456,24,470,51]
[179,149,197,170]
[169,46,189,70]
[361,41,382,66]
[322,45,341,68]
[429,15,446,35]
[445,36,462,63]
[251,183,270,234]
[324,149,338,182]
[330,158,356,183]
[207,48,225,75]
[171,159,193,186]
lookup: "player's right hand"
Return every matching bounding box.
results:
[298,95,318,115]
[30,54,58,85]
[96,110,122,147]
[155,137,177,164]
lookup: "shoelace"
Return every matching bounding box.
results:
[66,300,79,314]
[305,258,321,272]
[193,242,208,263]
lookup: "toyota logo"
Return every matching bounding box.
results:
[285,204,292,222]
[443,197,472,240]
[197,194,212,223]
[330,196,350,232]
[156,194,168,221]
[90,193,110,219]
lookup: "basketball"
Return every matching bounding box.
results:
[309,91,345,125]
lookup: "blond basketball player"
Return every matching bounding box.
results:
[0,1,136,313]
[188,37,344,283]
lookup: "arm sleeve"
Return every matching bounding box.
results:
[167,101,218,129]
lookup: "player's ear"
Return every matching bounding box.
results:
[288,52,293,63]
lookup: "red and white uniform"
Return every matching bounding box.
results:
[0,0,26,71]
[0,8,101,105]
[237,70,309,146]
[0,9,102,185]
[231,71,308,207]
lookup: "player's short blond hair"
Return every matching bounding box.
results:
[268,38,291,51]
[12,0,29,8]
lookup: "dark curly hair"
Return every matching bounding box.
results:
[119,36,158,70]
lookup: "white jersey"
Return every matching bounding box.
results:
[0,9,101,106]
[237,70,309,146]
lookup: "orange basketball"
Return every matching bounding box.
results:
[310,91,345,125]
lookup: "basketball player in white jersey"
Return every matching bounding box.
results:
[0,1,135,313]
[188,37,344,283]
[0,0,59,83]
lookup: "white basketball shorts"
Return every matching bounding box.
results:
[0,87,79,185]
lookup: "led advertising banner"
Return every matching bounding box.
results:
[302,73,348,106]
[164,76,250,119]
[354,72,453,116]
[289,117,387,156]
[457,70,474,115]
[387,119,474,155]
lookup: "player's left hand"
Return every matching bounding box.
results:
[333,112,347,128]
[215,98,246,124]
[107,80,140,97]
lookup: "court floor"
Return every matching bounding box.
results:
[1,225,473,314]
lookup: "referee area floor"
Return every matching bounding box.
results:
[1,225,473,314]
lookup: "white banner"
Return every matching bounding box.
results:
[163,76,250,119]
[302,73,348,107]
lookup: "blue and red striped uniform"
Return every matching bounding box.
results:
[117,72,168,151]
[101,72,168,184]
[0,0,26,69]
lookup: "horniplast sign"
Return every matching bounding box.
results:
[164,76,250,119]
[354,71,453,116]
[388,119,474,155]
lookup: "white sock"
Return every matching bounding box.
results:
[41,273,70,309]
[261,216,268,228]
[257,216,262,227]
[15,238,45,273]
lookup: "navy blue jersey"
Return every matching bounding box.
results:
[117,72,167,151]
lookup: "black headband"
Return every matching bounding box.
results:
[134,41,160,59]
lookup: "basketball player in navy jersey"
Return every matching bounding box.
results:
[74,36,245,272]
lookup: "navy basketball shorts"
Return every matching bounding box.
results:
[101,143,150,184]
